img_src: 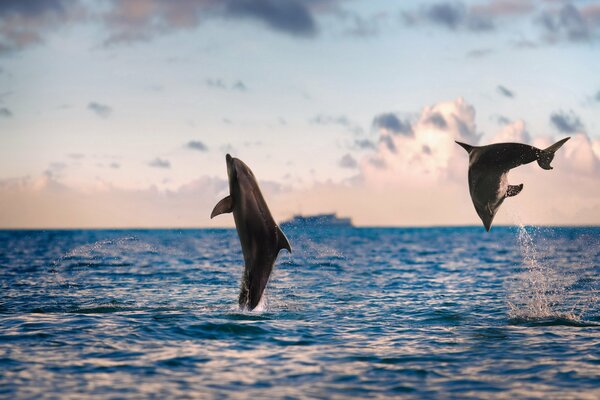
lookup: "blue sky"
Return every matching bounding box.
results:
[1,0,599,227]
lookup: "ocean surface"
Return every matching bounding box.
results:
[1,226,599,399]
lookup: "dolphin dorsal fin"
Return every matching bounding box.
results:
[210,195,233,218]
[276,226,291,253]
[506,184,523,198]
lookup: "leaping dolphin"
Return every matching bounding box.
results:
[455,137,570,231]
[211,154,291,310]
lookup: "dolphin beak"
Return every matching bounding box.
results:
[226,153,232,164]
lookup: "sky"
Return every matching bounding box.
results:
[0,0,599,228]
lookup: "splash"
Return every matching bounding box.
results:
[506,223,592,323]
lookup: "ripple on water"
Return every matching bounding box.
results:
[0,227,599,399]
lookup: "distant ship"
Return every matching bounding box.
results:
[280,213,353,228]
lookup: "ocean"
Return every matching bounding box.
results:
[1,226,599,399]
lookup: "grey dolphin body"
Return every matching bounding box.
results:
[456,137,570,231]
[210,154,291,310]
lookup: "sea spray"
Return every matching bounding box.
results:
[507,223,584,322]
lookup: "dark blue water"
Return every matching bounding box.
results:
[1,227,599,399]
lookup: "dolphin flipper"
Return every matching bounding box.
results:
[276,226,292,253]
[506,184,523,198]
[210,195,233,218]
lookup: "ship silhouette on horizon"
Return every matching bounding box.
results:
[280,213,353,228]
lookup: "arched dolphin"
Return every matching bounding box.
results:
[210,154,291,310]
[455,137,570,231]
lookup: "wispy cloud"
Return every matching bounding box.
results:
[425,113,448,129]
[206,78,248,92]
[87,102,112,118]
[206,79,227,89]
[400,1,600,46]
[232,80,247,91]
[0,0,345,53]
[101,0,338,45]
[354,139,376,150]
[497,85,514,98]
[402,2,495,32]
[0,0,83,54]
[185,140,208,152]
[372,113,412,136]
[537,3,600,43]
[466,48,493,58]
[310,114,364,135]
[550,110,583,133]
[338,153,357,169]
[0,107,12,118]
[225,0,319,37]
[148,158,171,169]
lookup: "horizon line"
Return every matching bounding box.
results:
[1,224,599,231]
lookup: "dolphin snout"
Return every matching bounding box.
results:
[226,154,232,163]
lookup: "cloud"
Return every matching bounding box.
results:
[354,139,376,150]
[471,0,534,18]
[339,11,387,38]
[310,114,364,135]
[0,174,231,228]
[206,78,227,89]
[595,90,600,102]
[232,80,247,91]
[491,119,530,143]
[225,0,318,37]
[0,0,82,54]
[219,143,236,154]
[497,85,514,98]
[87,102,112,118]
[186,140,208,152]
[206,78,248,91]
[2,97,599,228]
[0,0,341,53]
[550,110,583,133]
[148,158,171,169]
[494,115,511,125]
[466,48,493,58]
[101,0,337,45]
[372,113,412,136]
[403,1,495,32]
[0,107,12,117]
[278,98,600,227]
[426,113,448,129]
[338,153,357,169]
[537,3,600,43]
[399,0,600,46]
[109,162,120,169]
[555,133,600,176]
[363,98,479,183]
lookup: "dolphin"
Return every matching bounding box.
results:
[210,154,291,310]
[455,137,570,231]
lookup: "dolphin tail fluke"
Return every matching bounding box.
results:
[537,137,570,170]
[455,141,474,153]
[276,226,292,253]
[506,184,523,198]
[210,195,233,218]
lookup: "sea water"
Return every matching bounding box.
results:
[1,227,599,399]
